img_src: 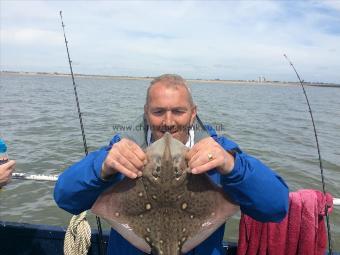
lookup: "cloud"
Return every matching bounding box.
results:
[1,28,63,45]
[1,0,339,83]
[323,0,340,11]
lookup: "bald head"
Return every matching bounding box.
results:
[145,74,194,107]
[144,74,197,143]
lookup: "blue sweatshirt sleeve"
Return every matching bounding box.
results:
[209,128,289,223]
[54,134,122,215]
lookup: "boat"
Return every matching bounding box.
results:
[0,220,108,255]
[0,220,237,255]
[2,175,339,254]
[2,219,340,255]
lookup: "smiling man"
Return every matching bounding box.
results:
[54,74,288,255]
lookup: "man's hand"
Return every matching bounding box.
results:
[0,160,16,188]
[101,139,146,180]
[186,137,234,175]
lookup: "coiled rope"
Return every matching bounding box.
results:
[64,211,91,255]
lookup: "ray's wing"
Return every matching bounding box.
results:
[180,174,240,253]
[91,177,152,253]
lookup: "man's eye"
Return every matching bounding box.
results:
[173,109,185,115]
[152,110,164,115]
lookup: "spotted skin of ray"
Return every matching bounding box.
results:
[92,132,239,255]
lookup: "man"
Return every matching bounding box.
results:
[54,74,288,255]
[0,160,16,188]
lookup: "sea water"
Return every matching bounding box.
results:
[0,73,339,249]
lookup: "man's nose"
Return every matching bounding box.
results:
[164,110,175,126]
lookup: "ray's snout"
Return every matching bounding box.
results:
[162,132,173,162]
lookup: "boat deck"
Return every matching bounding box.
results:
[0,221,237,255]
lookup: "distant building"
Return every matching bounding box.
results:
[258,75,266,83]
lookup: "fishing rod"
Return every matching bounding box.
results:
[283,54,333,254]
[10,173,340,206]
[59,10,105,255]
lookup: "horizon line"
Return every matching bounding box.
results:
[1,70,339,86]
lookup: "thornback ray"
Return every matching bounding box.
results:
[91,132,239,255]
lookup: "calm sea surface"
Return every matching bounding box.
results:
[1,73,339,249]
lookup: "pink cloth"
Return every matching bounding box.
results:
[237,189,333,255]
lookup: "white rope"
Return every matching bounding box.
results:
[12,172,58,181]
[64,211,91,255]
[10,172,340,207]
[334,198,340,206]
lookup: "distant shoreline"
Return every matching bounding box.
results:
[1,70,339,88]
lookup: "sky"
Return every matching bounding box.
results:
[1,0,340,83]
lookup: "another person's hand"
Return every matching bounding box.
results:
[0,160,16,188]
[186,137,235,175]
[101,139,146,180]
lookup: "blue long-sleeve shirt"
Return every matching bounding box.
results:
[54,128,288,255]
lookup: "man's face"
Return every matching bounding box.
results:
[144,82,197,144]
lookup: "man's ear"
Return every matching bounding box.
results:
[190,105,197,126]
[144,104,148,120]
